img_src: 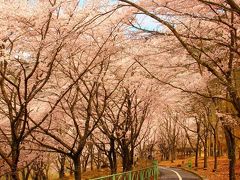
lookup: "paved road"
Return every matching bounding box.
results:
[159,167,201,180]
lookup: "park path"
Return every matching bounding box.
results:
[159,166,201,180]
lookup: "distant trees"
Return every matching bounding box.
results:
[119,1,240,179]
[115,88,151,171]
[93,86,151,173]
[157,108,180,162]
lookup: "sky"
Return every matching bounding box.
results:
[76,0,160,31]
[135,14,162,31]
[27,0,160,31]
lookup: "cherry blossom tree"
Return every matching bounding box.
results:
[30,41,133,179]
[118,1,240,179]
[157,107,181,162]
[114,88,151,171]
[0,0,123,179]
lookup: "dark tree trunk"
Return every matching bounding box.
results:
[209,133,213,156]
[11,143,20,180]
[73,156,81,180]
[69,160,74,176]
[165,151,170,161]
[198,145,202,158]
[224,126,236,180]
[130,144,134,166]
[122,153,132,172]
[195,147,199,168]
[213,132,218,171]
[195,123,200,168]
[203,141,208,169]
[239,148,240,160]
[108,138,117,174]
[170,148,175,163]
[11,164,19,179]
[121,142,132,172]
[82,155,89,172]
[59,154,66,179]
[96,150,101,169]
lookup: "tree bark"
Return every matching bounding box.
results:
[5,174,10,180]
[203,135,208,169]
[69,159,74,176]
[73,156,81,180]
[130,143,134,166]
[224,126,236,180]
[213,132,218,171]
[195,122,200,168]
[238,148,240,160]
[121,142,132,172]
[170,147,176,163]
[108,138,117,174]
[11,143,20,180]
[195,146,199,168]
[59,154,66,179]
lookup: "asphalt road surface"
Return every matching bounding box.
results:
[159,167,201,180]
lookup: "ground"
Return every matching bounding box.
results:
[51,156,240,180]
[158,156,240,180]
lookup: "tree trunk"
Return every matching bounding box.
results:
[73,156,81,180]
[209,133,213,156]
[195,123,200,168]
[224,126,236,180]
[11,143,20,180]
[108,138,117,174]
[130,144,134,166]
[96,150,101,169]
[122,153,132,172]
[59,154,66,179]
[239,148,240,160]
[68,159,74,176]
[198,145,202,158]
[82,155,89,173]
[218,141,223,156]
[213,133,218,171]
[5,174,10,180]
[203,140,208,169]
[170,148,175,163]
[195,146,199,168]
[121,143,132,172]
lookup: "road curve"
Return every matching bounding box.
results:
[159,166,201,180]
